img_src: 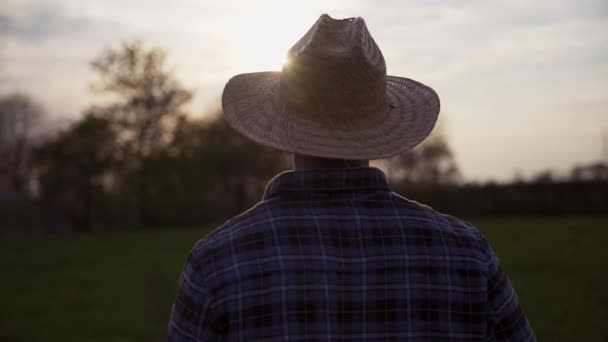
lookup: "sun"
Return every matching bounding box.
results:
[223,5,315,74]
[233,35,291,73]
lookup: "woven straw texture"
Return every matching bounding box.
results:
[222,14,440,160]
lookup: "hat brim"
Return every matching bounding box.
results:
[221,71,440,160]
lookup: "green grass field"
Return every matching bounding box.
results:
[1,217,606,341]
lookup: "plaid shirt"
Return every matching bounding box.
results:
[168,167,535,341]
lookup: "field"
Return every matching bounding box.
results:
[1,217,606,341]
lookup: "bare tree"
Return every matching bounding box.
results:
[380,132,461,187]
[571,162,608,181]
[0,93,45,194]
[88,41,193,225]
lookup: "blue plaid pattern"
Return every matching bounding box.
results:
[168,167,535,341]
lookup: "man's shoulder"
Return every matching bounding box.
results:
[190,201,271,256]
[389,191,484,244]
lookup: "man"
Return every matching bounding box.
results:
[168,14,535,341]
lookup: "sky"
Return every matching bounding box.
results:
[1,0,607,181]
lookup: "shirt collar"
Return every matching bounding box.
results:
[263,166,391,200]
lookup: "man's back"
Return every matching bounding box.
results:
[168,167,535,341]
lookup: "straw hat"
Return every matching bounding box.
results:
[221,14,440,160]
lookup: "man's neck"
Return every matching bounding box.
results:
[293,153,369,170]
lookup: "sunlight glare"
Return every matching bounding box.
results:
[223,1,319,74]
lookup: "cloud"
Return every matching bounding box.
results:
[0,2,91,42]
[428,16,608,82]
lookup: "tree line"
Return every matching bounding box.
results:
[1,41,606,232]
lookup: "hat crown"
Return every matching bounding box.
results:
[288,15,384,64]
[280,14,387,118]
